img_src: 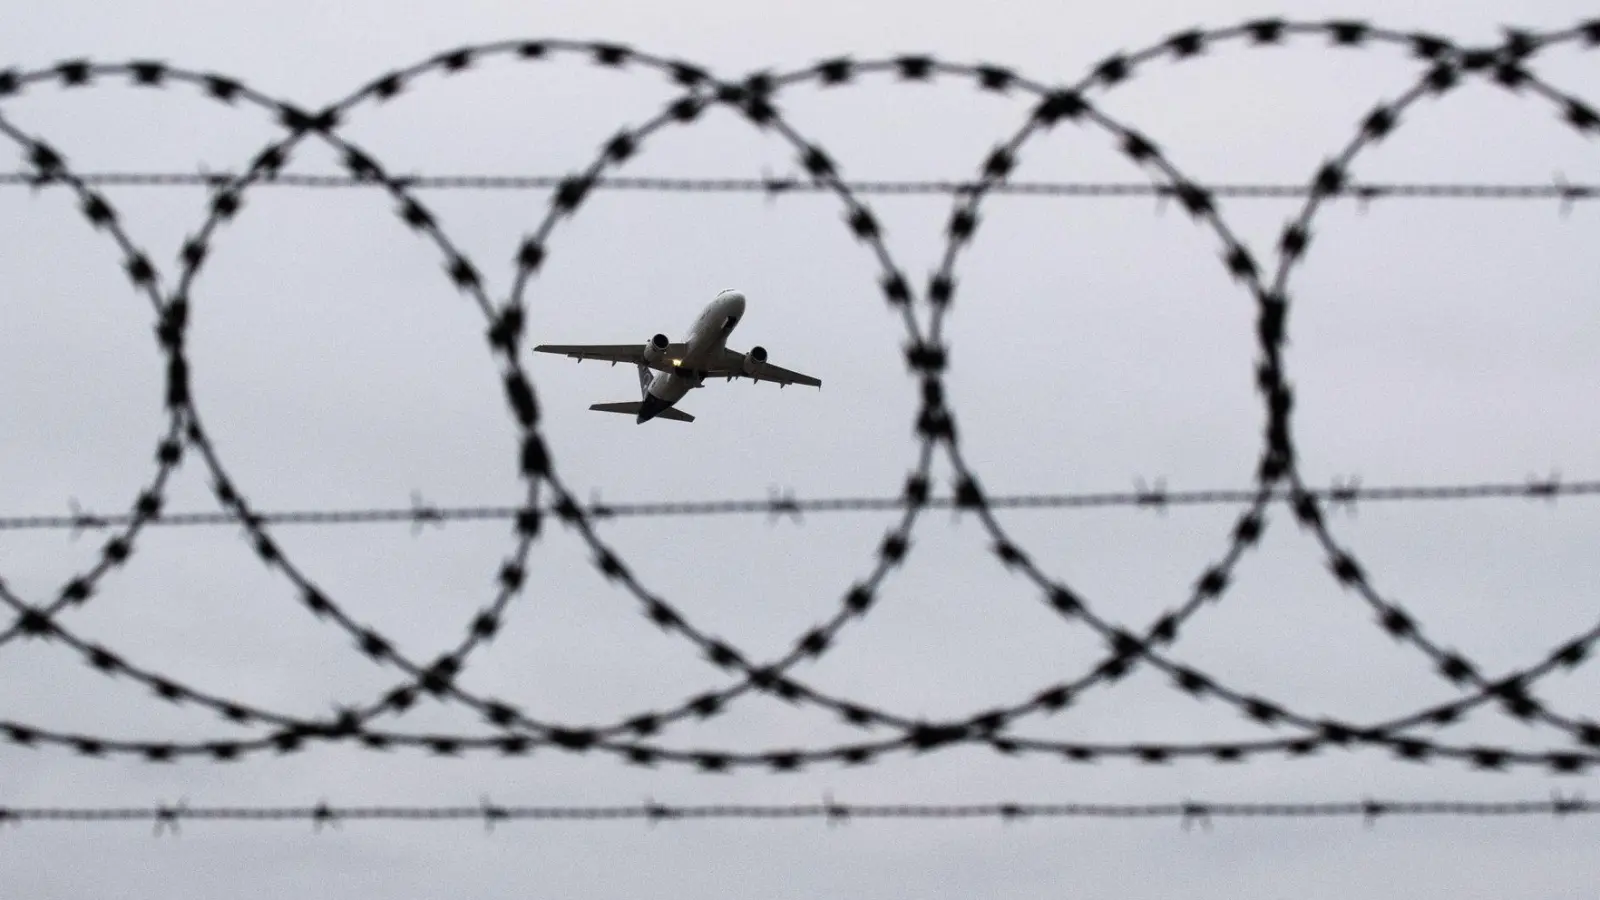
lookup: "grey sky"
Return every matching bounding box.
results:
[2,0,1599,896]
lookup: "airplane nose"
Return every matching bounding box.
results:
[721,290,745,313]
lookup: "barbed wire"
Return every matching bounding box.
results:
[4,171,1598,206]
[3,18,1599,772]
[1,796,1593,833]
[0,475,1591,532]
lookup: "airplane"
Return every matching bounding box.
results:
[531,289,821,424]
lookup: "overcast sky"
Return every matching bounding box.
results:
[2,0,1599,897]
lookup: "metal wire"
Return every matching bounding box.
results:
[2,796,1594,832]
[1,476,1591,532]
[4,171,1597,203]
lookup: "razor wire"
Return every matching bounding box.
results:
[2,18,1599,773]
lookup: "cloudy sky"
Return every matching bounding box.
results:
[2,0,1599,896]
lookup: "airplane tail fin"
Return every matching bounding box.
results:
[636,362,652,400]
[588,401,695,423]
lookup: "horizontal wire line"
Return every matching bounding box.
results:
[1,478,1589,531]
[2,171,1598,199]
[2,797,1594,826]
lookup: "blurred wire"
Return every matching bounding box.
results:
[3,171,1597,202]
[1,476,1591,532]
[3,796,1594,832]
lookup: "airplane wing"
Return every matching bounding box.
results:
[709,347,821,388]
[532,343,689,368]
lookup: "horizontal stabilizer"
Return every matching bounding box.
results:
[588,401,695,422]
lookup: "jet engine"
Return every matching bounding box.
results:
[643,333,670,365]
[741,345,768,377]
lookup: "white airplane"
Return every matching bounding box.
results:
[532,289,821,424]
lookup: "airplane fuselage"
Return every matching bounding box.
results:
[637,290,745,422]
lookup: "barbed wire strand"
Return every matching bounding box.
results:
[0,796,1594,832]
[0,475,1590,532]
[3,171,1598,205]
